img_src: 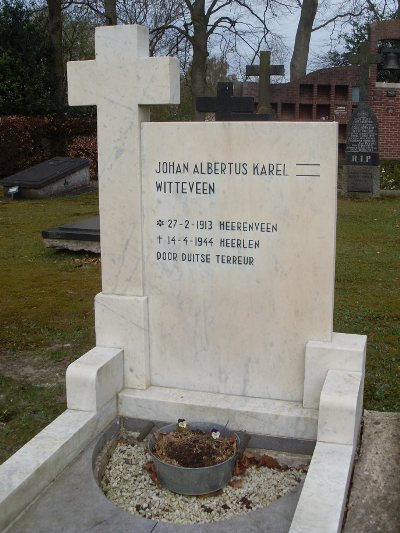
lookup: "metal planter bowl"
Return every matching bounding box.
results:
[148,422,239,496]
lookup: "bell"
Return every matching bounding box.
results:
[382,50,400,70]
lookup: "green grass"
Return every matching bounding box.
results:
[0,376,65,464]
[0,193,399,463]
[334,197,400,411]
[0,191,101,462]
[0,192,100,355]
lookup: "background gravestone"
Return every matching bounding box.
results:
[0,157,90,199]
[342,103,380,196]
[343,42,380,197]
[196,81,256,120]
[42,216,100,253]
[246,50,284,117]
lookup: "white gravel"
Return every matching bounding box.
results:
[100,433,307,524]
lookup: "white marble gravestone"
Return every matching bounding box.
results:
[0,24,367,533]
[141,122,336,402]
[66,26,365,436]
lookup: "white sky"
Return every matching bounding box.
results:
[224,5,349,81]
[271,12,343,80]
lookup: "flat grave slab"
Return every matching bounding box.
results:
[1,156,90,199]
[42,215,100,253]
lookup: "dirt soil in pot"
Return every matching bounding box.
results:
[153,428,237,468]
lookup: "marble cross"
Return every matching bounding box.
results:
[350,42,380,103]
[67,25,180,295]
[246,51,284,115]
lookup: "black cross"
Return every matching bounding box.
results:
[246,51,284,115]
[196,82,254,120]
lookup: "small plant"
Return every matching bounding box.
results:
[380,159,400,190]
[152,420,237,468]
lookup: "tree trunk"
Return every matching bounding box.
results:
[191,0,208,121]
[104,0,117,25]
[47,0,64,113]
[290,0,318,81]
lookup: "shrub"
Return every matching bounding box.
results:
[67,135,97,179]
[0,115,97,179]
[380,159,400,190]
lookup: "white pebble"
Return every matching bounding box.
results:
[100,432,307,524]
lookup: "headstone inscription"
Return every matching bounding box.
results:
[343,42,380,196]
[140,122,337,401]
[246,50,284,116]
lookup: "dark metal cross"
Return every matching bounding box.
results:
[350,42,381,103]
[246,51,284,114]
[196,82,254,120]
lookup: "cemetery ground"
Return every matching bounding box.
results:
[0,192,399,466]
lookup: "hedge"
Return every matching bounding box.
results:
[0,116,97,179]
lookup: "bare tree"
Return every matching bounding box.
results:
[289,1,395,81]
[104,0,117,25]
[290,0,318,81]
[66,0,279,119]
[47,0,65,112]
[144,1,275,119]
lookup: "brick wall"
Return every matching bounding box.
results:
[242,20,400,160]
[369,21,400,159]
[243,66,361,159]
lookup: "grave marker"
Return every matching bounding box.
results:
[141,121,337,400]
[196,81,254,120]
[246,51,284,115]
[67,24,363,408]
[0,26,367,533]
[0,157,90,199]
[42,216,100,253]
[343,42,380,196]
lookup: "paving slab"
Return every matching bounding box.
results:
[343,410,400,533]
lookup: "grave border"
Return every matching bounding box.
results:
[0,349,364,533]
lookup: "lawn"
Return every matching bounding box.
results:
[0,193,399,463]
[334,197,400,412]
[0,191,101,463]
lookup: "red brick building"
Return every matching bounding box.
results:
[242,20,400,160]
[369,20,400,159]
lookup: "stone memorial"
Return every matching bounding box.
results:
[343,42,380,197]
[342,103,380,196]
[0,157,90,199]
[0,25,366,533]
[196,81,255,120]
[246,50,284,116]
[42,216,100,253]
